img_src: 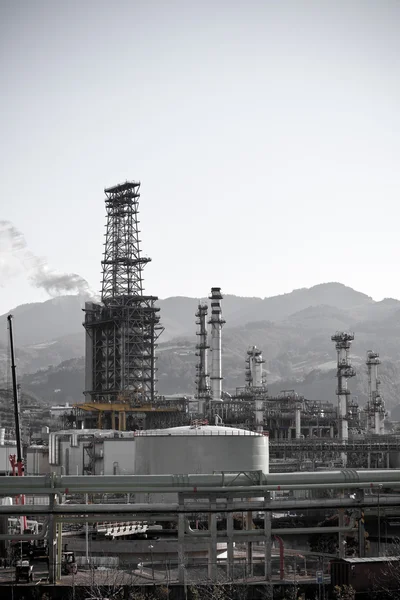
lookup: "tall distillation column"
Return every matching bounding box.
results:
[246,346,265,388]
[208,288,225,403]
[246,346,266,432]
[195,303,211,414]
[331,332,356,442]
[366,351,385,435]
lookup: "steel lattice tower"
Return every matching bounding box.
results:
[84,181,163,408]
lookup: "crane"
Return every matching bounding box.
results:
[7,314,27,532]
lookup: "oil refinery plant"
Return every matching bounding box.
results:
[1,179,400,598]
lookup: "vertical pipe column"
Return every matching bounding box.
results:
[338,343,348,442]
[331,333,355,444]
[195,304,210,414]
[264,494,272,584]
[295,404,301,439]
[367,351,385,435]
[375,412,381,436]
[209,288,225,403]
[56,522,62,581]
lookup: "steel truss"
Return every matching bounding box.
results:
[84,181,163,406]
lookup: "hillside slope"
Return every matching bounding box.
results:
[1,283,399,415]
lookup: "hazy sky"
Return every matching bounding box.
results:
[1,0,399,314]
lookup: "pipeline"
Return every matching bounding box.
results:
[2,481,400,497]
[185,514,357,538]
[2,469,400,495]
[0,495,399,516]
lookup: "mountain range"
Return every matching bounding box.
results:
[1,282,400,418]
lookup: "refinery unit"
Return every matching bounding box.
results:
[2,179,400,598]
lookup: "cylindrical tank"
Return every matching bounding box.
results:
[135,425,269,476]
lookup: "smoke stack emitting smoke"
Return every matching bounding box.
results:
[0,220,94,298]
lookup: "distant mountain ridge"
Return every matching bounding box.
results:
[1,282,400,415]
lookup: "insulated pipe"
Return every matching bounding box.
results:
[3,470,400,494]
[4,481,400,496]
[185,516,356,537]
[1,495,400,516]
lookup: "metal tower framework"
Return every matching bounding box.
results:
[195,303,211,412]
[331,332,356,442]
[84,182,163,406]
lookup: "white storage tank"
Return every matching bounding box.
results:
[134,425,269,475]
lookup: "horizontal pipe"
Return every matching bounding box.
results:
[0,495,397,516]
[1,470,400,495]
[2,481,400,496]
[185,514,356,538]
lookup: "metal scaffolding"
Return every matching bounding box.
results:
[83,181,163,410]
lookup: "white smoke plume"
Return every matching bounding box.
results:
[0,220,94,297]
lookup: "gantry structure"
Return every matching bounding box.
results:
[79,181,167,429]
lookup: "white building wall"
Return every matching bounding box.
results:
[103,439,136,475]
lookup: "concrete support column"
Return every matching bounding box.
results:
[264,494,272,582]
[48,495,56,584]
[227,499,234,580]
[358,502,365,558]
[208,501,218,581]
[338,493,345,559]
[177,494,185,585]
[111,412,116,430]
[56,521,62,581]
[246,510,253,577]
[119,412,126,431]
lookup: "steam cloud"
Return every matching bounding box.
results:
[0,220,93,297]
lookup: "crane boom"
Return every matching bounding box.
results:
[7,314,23,474]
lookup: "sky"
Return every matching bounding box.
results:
[1,0,399,314]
